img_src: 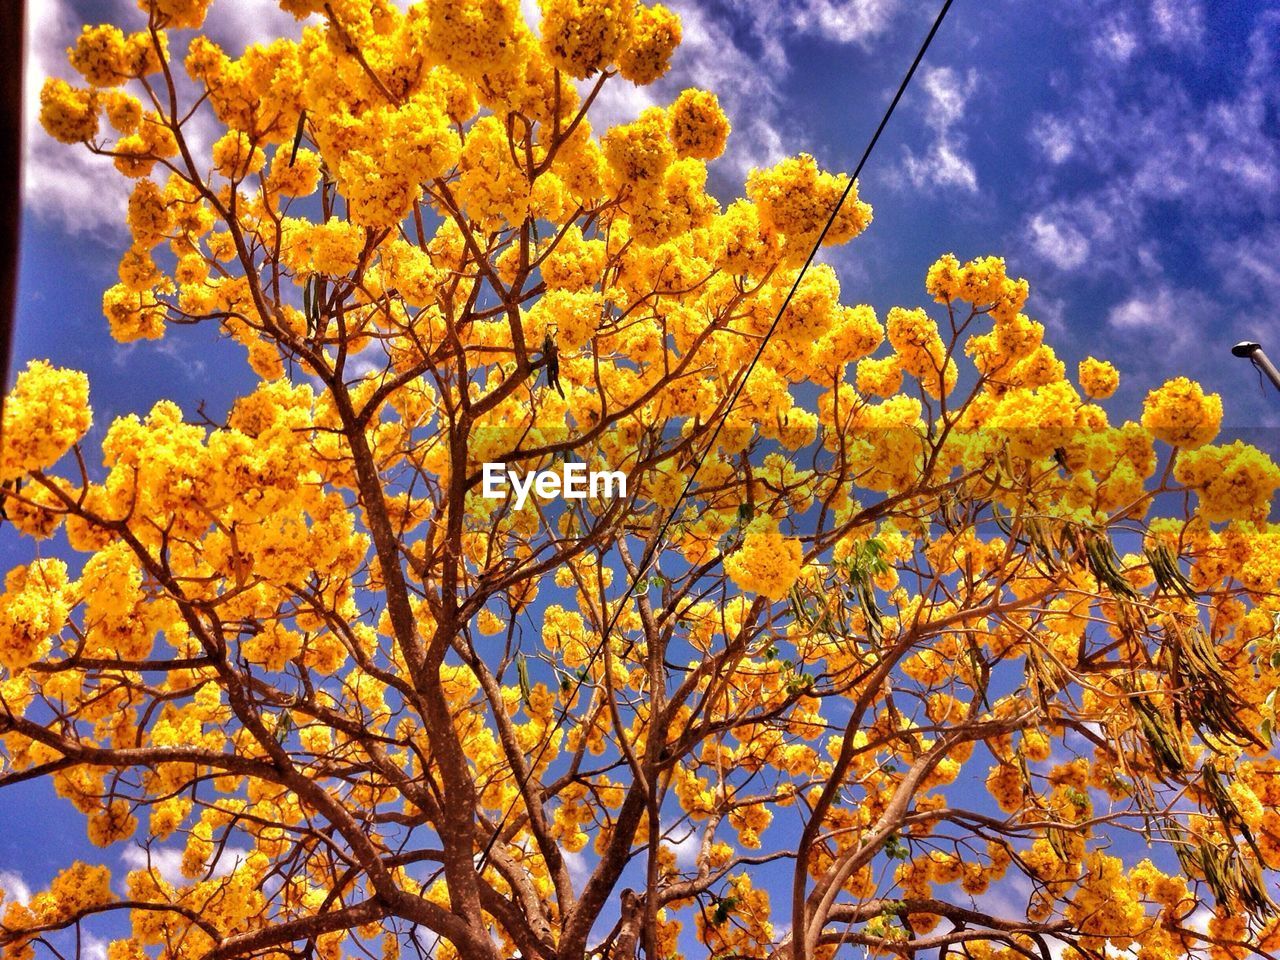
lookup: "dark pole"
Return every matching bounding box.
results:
[0,1,23,437]
[1232,342,1280,393]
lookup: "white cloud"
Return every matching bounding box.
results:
[113,335,210,380]
[1184,904,1214,934]
[1031,115,1075,165]
[1023,8,1280,292]
[1108,287,1181,333]
[903,140,976,191]
[560,849,594,888]
[82,932,110,960]
[121,845,186,886]
[919,65,971,129]
[720,0,904,70]
[1034,293,1069,334]
[1151,0,1204,48]
[1104,283,1217,363]
[668,826,701,869]
[1092,16,1140,63]
[785,0,902,49]
[1212,224,1280,302]
[1027,214,1089,270]
[0,869,32,905]
[900,66,979,193]
[200,0,316,54]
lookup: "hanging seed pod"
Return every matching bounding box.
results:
[1165,618,1262,749]
[1164,821,1202,877]
[273,709,293,744]
[1237,853,1277,918]
[1145,543,1197,598]
[1130,689,1186,778]
[288,109,308,166]
[516,654,532,710]
[303,273,321,338]
[1084,531,1137,599]
[1201,764,1262,858]
[1023,516,1060,572]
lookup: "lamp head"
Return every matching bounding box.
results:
[1233,341,1263,358]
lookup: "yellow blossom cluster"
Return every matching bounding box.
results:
[423,0,525,80]
[211,129,265,179]
[1078,356,1119,399]
[724,520,803,601]
[925,252,1028,321]
[1174,441,1280,523]
[747,154,872,262]
[887,306,957,398]
[37,77,99,144]
[0,361,92,481]
[669,89,731,160]
[0,560,73,673]
[539,0,635,78]
[617,3,681,83]
[1142,376,1223,448]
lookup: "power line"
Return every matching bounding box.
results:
[473,0,956,875]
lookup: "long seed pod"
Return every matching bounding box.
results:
[1085,532,1137,599]
[517,654,532,710]
[1146,543,1197,598]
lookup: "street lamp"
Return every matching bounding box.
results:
[1232,342,1280,393]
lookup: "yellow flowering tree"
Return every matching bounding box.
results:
[6,2,1280,960]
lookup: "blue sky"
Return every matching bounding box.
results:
[5,0,1280,949]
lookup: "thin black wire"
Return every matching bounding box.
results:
[473,0,956,873]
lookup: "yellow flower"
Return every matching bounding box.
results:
[69,24,129,87]
[1078,356,1119,399]
[212,130,265,179]
[617,3,681,84]
[310,217,366,275]
[459,116,534,228]
[46,861,114,919]
[0,560,72,673]
[725,520,803,601]
[925,252,962,302]
[887,306,956,397]
[38,77,99,144]
[669,88,730,160]
[539,0,636,78]
[747,154,871,259]
[266,146,321,197]
[1,361,92,481]
[423,0,523,80]
[102,282,166,342]
[1174,441,1280,522]
[926,253,1028,321]
[102,89,142,133]
[146,0,215,30]
[242,622,304,672]
[603,106,675,186]
[1141,376,1222,448]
